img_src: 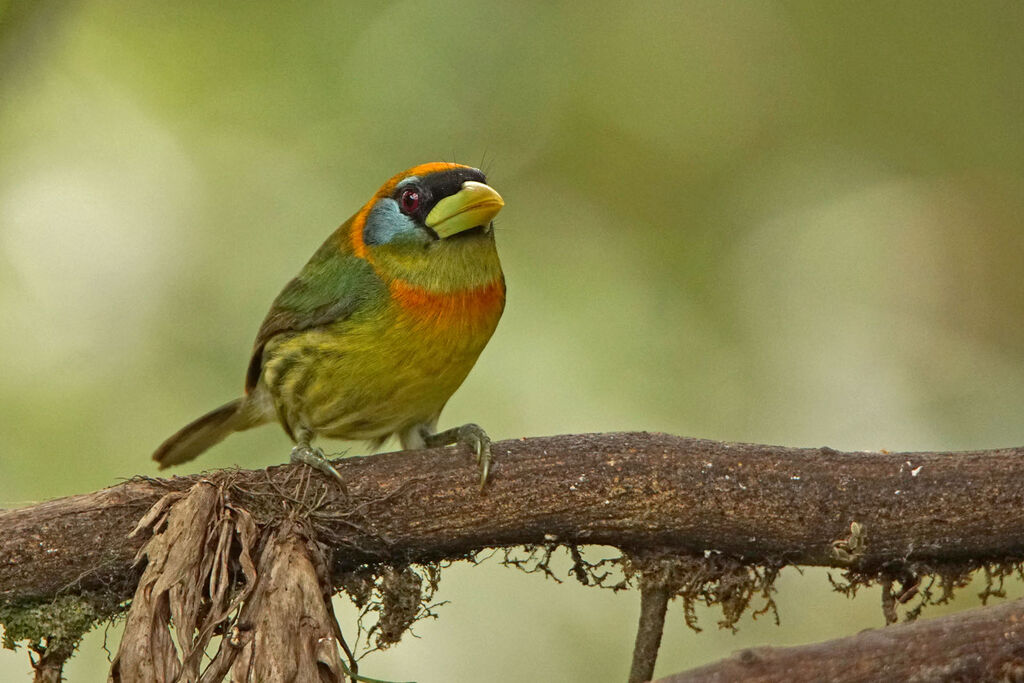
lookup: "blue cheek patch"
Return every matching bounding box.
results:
[363,199,426,246]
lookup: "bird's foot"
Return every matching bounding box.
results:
[290,444,346,491]
[423,423,492,490]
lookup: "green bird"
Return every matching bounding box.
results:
[153,162,506,486]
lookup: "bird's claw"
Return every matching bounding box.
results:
[460,423,491,490]
[290,445,347,491]
[423,422,492,490]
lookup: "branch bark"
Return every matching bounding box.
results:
[28,647,67,683]
[658,595,1024,682]
[4,432,1024,609]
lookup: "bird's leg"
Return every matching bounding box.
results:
[290,430,346,490]
[421,423,492,489]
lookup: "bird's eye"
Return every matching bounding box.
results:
[399,188,420,214]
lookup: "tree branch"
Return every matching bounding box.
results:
[3,432,1024,610]
[658,595,1024,682]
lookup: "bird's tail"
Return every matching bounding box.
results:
[152,397,262,469]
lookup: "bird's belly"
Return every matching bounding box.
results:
[261,306,499,441]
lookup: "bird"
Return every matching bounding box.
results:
[152,162,506,487]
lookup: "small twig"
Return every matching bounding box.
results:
[629,583,671,683]
[881,581,898,625]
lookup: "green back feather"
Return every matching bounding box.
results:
[245,224,384,392]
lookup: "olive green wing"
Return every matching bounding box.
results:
[245,239,383,393]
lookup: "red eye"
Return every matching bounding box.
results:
[399,188,420,214]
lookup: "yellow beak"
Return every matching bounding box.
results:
[425,181,504,238]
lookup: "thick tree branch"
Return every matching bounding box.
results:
[3,432,1024,610]
[659,595,1024,682]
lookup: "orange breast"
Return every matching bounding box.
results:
[388,277,505,331]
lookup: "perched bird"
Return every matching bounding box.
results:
[153,162,505,486]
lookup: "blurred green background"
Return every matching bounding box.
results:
[2,0,1023,680]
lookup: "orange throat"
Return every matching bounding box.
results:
[389,277,505,328]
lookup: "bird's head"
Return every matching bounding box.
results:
[355,163,504,253]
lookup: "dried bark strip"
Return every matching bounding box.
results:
[230,521,344,682]
[108,484,215,683]
[3,432,1024,612]
[107,482,343,683]
[658,595,1024,682]
[109,481,258,683]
